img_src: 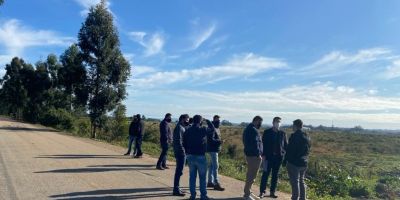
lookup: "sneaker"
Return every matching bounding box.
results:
[172,190,186,196]
[259,192,265,198]
[162,166,170,169]
[250,193,261,200]
[213,183,225,191]
[269,193,278,198]
[156,166,164,170]
[133,155,142,158]
[207,182,215,188]
[189,196,196,200]
[123,152,130,156]
[201,196,211,200]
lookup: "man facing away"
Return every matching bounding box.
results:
[242,116,263,200]
[183,115,215,200]
[284,119,311,200]
[124,114,144,158]
[206,115,225,191]
[156,113,172,170]
[259,117,287,198]
[172,114,190,196]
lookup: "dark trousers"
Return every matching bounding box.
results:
[260,155,283,194]
[126,135,143,156]
[157,143,169,167]
[173,152,186,191]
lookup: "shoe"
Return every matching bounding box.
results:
[213,183,225,191]
[269,193,278,198]
[173,190,186,196]
[162,166,170,169]
[123,152,130,156]
[189,196,196,200]
[207,182,215,188]
[133,155,142,158]
[156,166,164,170]
[201,196,211,200]
[250,193,261,200]
[259,192,265,198]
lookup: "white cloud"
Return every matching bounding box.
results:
[131,53,286,88]
[297,48,395,77]
[74,0,111,16]
[381,59,400,79]
[128,31,165,56]
[0,19,74,57]
[189,23,216,50]
[133,66,157,76]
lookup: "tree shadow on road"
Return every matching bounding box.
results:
[35,154,126,159]
[49,187,180,199]
[35,164,157,174]
[0,126,59,132]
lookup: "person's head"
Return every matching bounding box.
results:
[132,115,138,122]
[272,117,282,130]
[252,116,263,129]
[192,115,203,125]
[293,119,303,131]
[165,113,172,123]
[188,117,193,125]
[136,114,141,122]
[213,115,220,128]
[179,114,190,125]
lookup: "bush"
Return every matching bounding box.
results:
[40,108,74,131]
[75,117,90,137]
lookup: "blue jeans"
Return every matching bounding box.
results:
[187,155,207,198]
[157,143,168,167]
[126,135,143,156]
[208,152,219,184]
[173,152,186,191]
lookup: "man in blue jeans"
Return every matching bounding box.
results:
[206,115,225,191]
[156,113,172,170]
[183,115,215,200]
[172,114,190,196]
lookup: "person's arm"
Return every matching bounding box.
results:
[205,120,215,135]
[262,130,267,157]
[283,131,288,152]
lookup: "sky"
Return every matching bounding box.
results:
[1,0,400,129]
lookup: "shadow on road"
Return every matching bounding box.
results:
[35,154,126,159]
[0,126,59,132]
[35,164,157,174]
[50,187,175,199]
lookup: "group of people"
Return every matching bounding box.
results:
[124,113,311,200]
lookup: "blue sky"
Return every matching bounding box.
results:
[1,0,400,129]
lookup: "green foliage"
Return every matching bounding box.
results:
[40,108,74,131]
[376,176,400,199]
[78,1,130,138]
[74,117,91,137]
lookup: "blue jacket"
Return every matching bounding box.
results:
[183,121,215,156]
[242,123,263,157]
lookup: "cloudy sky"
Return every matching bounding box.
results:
[1,0,400,129]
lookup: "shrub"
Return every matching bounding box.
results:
[75,117,90,137]
[40,108,74,131]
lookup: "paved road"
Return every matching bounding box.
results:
[0,119,290,200]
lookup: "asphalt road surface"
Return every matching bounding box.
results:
[0,118,290,200]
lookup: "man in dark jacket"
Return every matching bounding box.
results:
[156,113,172,170]
[284,119,311,200]
[124,114,144,158]
[206,115,225,191]
[242,116,263,200]
[172,114,190,196]
[183,115,215,200]
[259,117,287,198]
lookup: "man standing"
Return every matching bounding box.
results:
[172,114,190,196]
[156,113,172,170]
[183,115,215,200]
[259,117,287,198]
[243,116,263,200]
[207,115,225,191]
[284,119,311,200]
[124,114,144,158]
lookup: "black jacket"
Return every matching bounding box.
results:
[242,123,263,157]
[173,122,187,155]
[284,130,311,167]
[159,119,172,144]
[262,128,287,159]
[207,128,222,152]
[129,120,144,136]
[183,121,215,156]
